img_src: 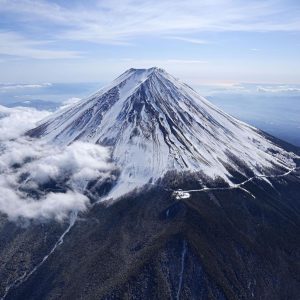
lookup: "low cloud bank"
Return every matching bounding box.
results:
[0,105,115,222]
[257,86,300,94]
[0,83,52,91]
[0,105,50,140]
[61,97,81,108]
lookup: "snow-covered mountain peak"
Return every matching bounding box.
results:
[28,68,298,199]
[88,67,168,104]
[125,66,166,75]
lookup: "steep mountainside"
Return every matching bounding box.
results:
[1,168,300,300]
[28,67,297,198]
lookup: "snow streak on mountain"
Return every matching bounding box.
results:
[28,67,297,198]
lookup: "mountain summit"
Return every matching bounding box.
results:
[28,67,296,197]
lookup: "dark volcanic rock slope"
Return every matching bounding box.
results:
[2,168,300,300]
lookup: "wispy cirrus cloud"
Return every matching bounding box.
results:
[167,36,209,44]
[0,1,299,83]
[0,32,81,59]
[0,0,300,46]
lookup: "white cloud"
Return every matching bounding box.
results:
[199,83,251,95]
[0,105,50,140]
[0,82,52,91]
[0,0,300,47]
[0,106,115,222]
[0,188,89,222]
[60,97,81,109]
[167,36,209,44]
[0,32,81,59]
[257,85,300,93]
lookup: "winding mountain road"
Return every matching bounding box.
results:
[174,166,300,199]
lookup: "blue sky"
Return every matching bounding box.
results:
[0,0,300,84]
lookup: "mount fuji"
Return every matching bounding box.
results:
[1,68,300,300]
[28,67,297,198]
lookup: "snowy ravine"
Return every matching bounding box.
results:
[1,212,78,300]
[28,67,298,200]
